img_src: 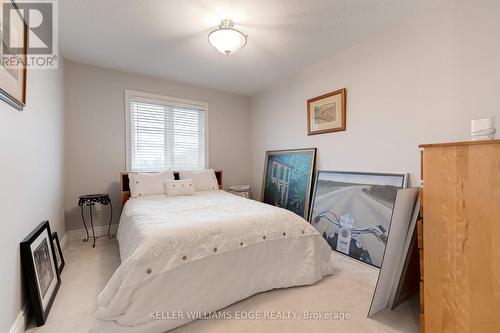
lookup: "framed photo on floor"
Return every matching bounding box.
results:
[51,232,65,274]
[21,221,60,326]
[261,148,316,220]
[309,171,407,268]
[307,88,346,135]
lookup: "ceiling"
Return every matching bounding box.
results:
[60,0,443,96]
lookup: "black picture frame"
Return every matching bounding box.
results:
[51,232,65,274]
[20,221,60,326]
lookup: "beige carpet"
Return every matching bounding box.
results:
[26,238,419,333]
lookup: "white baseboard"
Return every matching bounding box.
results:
[60,232,68,250]
[66,224,119,241]
[8,304,30,333]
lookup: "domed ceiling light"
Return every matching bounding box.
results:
[208,19,247,55]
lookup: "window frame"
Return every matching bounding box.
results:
[124,89,210,171]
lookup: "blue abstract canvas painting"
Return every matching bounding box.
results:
[261,148,316,219]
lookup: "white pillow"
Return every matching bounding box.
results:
[164,179,196,197]
[129,171,174,198]
[178,169,219,191]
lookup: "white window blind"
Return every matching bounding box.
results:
[126,91,208,171]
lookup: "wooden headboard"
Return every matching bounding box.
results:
[120,170,223,209]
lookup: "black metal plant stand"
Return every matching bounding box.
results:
[78,194,113,248]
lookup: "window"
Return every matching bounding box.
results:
[125,90,208,171]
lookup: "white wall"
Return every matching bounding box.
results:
[0,65,65,331]
[249,0,500,199]
[64,60,251,230]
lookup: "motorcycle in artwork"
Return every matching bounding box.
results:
[309,171,407,268]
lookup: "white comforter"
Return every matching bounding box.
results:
[91,191,334,333]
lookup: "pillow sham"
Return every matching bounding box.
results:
[164,179,196,197]
[178,169,219,191]
[129,171,174,198]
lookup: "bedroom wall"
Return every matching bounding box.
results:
[0,64,66,331]
[249,0,500,199]
[64,60,251,230]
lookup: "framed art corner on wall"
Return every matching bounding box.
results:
[0,0,28,110]
[307,88,346,135]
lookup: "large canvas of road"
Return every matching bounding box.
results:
[310,172,405,268]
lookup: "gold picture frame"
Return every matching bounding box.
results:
[0,0,28,110]
[307,88,346,135]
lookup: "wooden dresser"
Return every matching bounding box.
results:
[419,140,500,333]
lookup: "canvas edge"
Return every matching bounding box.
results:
[367,187,420,317]
[303,148,317,220]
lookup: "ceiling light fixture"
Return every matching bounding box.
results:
[208,19,247,55]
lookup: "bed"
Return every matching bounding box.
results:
[90,171,335,333]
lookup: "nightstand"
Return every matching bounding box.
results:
[78,194,113,248]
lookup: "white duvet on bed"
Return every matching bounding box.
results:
[91,191,334,333]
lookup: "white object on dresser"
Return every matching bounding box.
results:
[227,185,251,199]
[471,116,496,140]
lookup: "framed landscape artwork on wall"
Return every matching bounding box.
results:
[261,148,316,220]
[309,171,407,268]
[307,88,346,135]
